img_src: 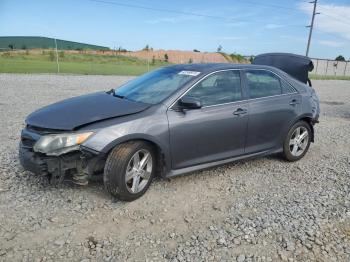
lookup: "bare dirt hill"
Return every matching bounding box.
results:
[120,49,229,63]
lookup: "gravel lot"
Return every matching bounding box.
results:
[0,74,349,262]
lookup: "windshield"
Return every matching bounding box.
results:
[114,68,198,104]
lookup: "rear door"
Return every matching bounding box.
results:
[243,69,301,154]
[167,70,249,169]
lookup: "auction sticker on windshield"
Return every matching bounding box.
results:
[178,71,201,76]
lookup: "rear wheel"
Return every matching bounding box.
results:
[103,141,155,201]
[282,121,311,161]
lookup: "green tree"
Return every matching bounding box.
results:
[49,50,55,61]
[164,53,169,62]
[188,58,193,64]
[59,51,65,58]
[335,55,345,61]
[193,49,200,52]
[151,55,155,65]
[143,45,150,51]
[217,45,222,52]
[118,46,127,52]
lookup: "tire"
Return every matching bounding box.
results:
[103,141,155,201]
[282,121,312,162]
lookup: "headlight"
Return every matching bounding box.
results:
[33,132,93,155]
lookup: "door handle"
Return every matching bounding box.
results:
[289,99,299,106]
[233,108,247,116]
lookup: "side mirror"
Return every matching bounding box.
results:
[178,96,202,110]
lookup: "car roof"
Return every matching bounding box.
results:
[163,62,307,92]
[164,63,278,74]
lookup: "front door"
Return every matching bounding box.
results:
[167,70,248,170]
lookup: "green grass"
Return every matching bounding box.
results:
[309,74,350,81]
[218,52,247,63]
[0,51,168,75]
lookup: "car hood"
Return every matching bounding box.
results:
[26,92,150,131]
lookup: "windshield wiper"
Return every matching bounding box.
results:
[113,93,125,99]
[107,89,125,99]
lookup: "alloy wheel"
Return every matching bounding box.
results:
[125,149,153,194]
[289,126,309,157]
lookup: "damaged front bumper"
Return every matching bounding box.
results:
[19,127,106,185]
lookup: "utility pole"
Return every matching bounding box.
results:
[306,0,320,57]
[54,38,60,73]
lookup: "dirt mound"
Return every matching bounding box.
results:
[120,49,229,64]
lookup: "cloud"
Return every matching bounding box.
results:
[318,40,345,47]
[299,2,350,41]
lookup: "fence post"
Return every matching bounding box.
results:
[315,59,318,75]
[344,61,348,76]
[325,59,329,75]
[54,38,60,74]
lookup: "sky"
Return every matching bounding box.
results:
[0,0,349,59]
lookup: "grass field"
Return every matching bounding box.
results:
[1,51,350,80]
[0,51,167,75]
[309,74,350,81]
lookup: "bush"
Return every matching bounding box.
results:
[335,55,345,62]
[151,56,155,65]
[49,50,55,61]
[230,53,245,62]
[188,58,193,64]
[164,53,169,62]
[59,51,65,58]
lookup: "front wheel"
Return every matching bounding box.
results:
[103,141,155,201]
[282,121,311,161]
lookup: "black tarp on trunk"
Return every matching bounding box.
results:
[252,53,314,84]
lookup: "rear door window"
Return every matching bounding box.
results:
[245,70,282,99]
[281,80,297,94]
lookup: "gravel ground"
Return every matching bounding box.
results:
[0,74,349,262]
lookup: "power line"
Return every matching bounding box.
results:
[320,13,350,27]
[89,0,231,20]
[233,0,301,12]
[89,0,350,54]
[313,28,349,40]
[89,0,306,28]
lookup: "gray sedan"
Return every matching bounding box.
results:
[19,61,320,201]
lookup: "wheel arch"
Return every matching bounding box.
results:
[101,134,170,177]
[293,114,315,142]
